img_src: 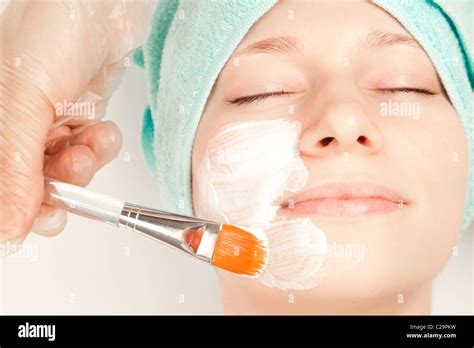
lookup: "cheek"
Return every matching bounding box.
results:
[192,118,328,291]
[380,103,467,281]
[409,104,467,257]
[191,127,206,190]
[404,103,467,233]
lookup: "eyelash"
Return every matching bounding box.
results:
[377,87,435,95]
[228,90,290,105]
[228,87,434,105]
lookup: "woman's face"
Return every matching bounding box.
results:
[191,0,467,300]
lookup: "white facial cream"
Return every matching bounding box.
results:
[194,118,327,290]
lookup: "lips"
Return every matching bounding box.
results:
[277,182,408,217]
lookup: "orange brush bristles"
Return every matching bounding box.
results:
[211,224,268,277]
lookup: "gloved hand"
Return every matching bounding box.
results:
[0,0,156,255]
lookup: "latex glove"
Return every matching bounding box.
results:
[0,0,156,255]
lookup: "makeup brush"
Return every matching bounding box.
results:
[42,177,268,277]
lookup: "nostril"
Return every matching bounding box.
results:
[319,137,334,147]
[357,135,369,145]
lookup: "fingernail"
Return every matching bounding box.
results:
[71,153,94,174]
[31,209,66,235]
[98,123,122,150]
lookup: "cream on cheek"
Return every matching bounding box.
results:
[194,118,327,290]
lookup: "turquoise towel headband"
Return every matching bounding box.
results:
[133,0,474,233]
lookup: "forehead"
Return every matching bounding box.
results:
[233,0,411,57]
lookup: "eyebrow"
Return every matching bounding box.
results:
[234,35,303,56]
[233,29,420,57]
[363,28,420,49]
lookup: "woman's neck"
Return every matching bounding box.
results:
[218,273,432,315]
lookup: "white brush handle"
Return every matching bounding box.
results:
[43,177,125,226]
[42,177,221,263]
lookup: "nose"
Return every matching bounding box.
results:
[299,98,383,158]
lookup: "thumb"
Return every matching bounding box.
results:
[0,65,53,242]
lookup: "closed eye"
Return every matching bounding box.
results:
[377,87,435,95]
[227,87,435,106]
[228,90,291,105]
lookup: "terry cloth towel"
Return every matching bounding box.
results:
[133,0,474,233]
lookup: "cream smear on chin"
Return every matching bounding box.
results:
[194,118,327,290]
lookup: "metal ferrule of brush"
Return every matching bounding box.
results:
[118,203,221,263]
